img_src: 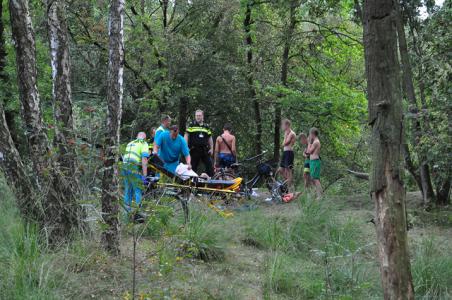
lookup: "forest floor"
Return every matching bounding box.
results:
[52,190,452,300]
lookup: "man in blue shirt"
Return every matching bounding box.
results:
[153,125,191,174]
[155,115,171,141]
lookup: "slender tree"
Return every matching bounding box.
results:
[395,3,435,206]
[47,0,80,191]
[273,0,298,161]
[9,0,80,243]
[101,0,125,254]
[243,0,262,155]
[363,0,414,298]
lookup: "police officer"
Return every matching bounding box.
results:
[184,109,214,176]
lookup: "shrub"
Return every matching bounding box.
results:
[178,210,226,262]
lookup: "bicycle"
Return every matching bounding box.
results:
[213,151,288,202]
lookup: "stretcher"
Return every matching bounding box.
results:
[147,155,243,197]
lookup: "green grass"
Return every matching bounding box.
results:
[412,238,452,299]
[1,175,451,299]
[0,177,57,299]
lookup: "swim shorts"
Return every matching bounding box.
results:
[280,150,294,169]
[303,159,310,173]
[310,159,321,180]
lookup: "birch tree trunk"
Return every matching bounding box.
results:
[101,0,125,254]
[47,0,79,191]
[9,0,80,243]
[363,0,414,298]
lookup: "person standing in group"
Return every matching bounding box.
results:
[155,115,171,141]
[121,132,149,212]
[278,119,296,190]
[307,127,322,198]
[214,123,237,171]
[299,132,311,190]
[154,125,191,174]
[184,109,214,176]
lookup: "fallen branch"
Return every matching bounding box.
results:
[347,169,369,180]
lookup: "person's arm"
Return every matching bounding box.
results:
[214,137,220,167]
[142,157,148,176]
[231,136,237,158]
[181,137,191,169]
[184,132,189,145]
[153,133,162,156]
[208,136,214,156]
[185,155,192,169]
[282,132,293,147]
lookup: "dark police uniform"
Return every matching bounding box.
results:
[186,121,214,176]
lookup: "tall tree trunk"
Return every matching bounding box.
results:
[436,175,451,205]
[101,0,125,255]
[47,0,80,191]
[395,4,435,206]
[244,1,262,155]
[0,104,41,219]
[402,143,423,192]
[363,0,414,298]
[9,0,80,243]
[274,0,298,162]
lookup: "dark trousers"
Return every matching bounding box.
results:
[190,148,214,176]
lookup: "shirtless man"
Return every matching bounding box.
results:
[279,119,296,189]
[299,133,311,190]
[307,127,322,198]
[215,123,237,170]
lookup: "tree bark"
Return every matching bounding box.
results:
[395,4,435,206]
[0,103,41,219]
[9,0,80,243]
[363,0,414,298]
[402,143,423,192]
[244,1,262,155]
[101,0,125,255]
[274,0,298,162]
[436,176,450,206]
[47,0,79,191]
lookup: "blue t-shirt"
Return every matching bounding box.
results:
[155,131,190,173]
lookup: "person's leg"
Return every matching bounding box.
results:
[202,152,214,177]
[191,150,201,173]
[313,179,323,199]
[287,168,293,190]
[132,172,143,207]
[123,172,132,211]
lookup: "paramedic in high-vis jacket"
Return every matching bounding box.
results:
[121,132,149,211]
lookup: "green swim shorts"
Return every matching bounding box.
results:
[310,159,321,180]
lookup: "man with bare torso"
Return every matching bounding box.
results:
[214,123,236,170]
[307,127,322,198]
[279,119,296,189]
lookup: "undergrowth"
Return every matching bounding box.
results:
[0,178,58,299]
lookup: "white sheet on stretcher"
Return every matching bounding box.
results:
[175,163,199,180]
